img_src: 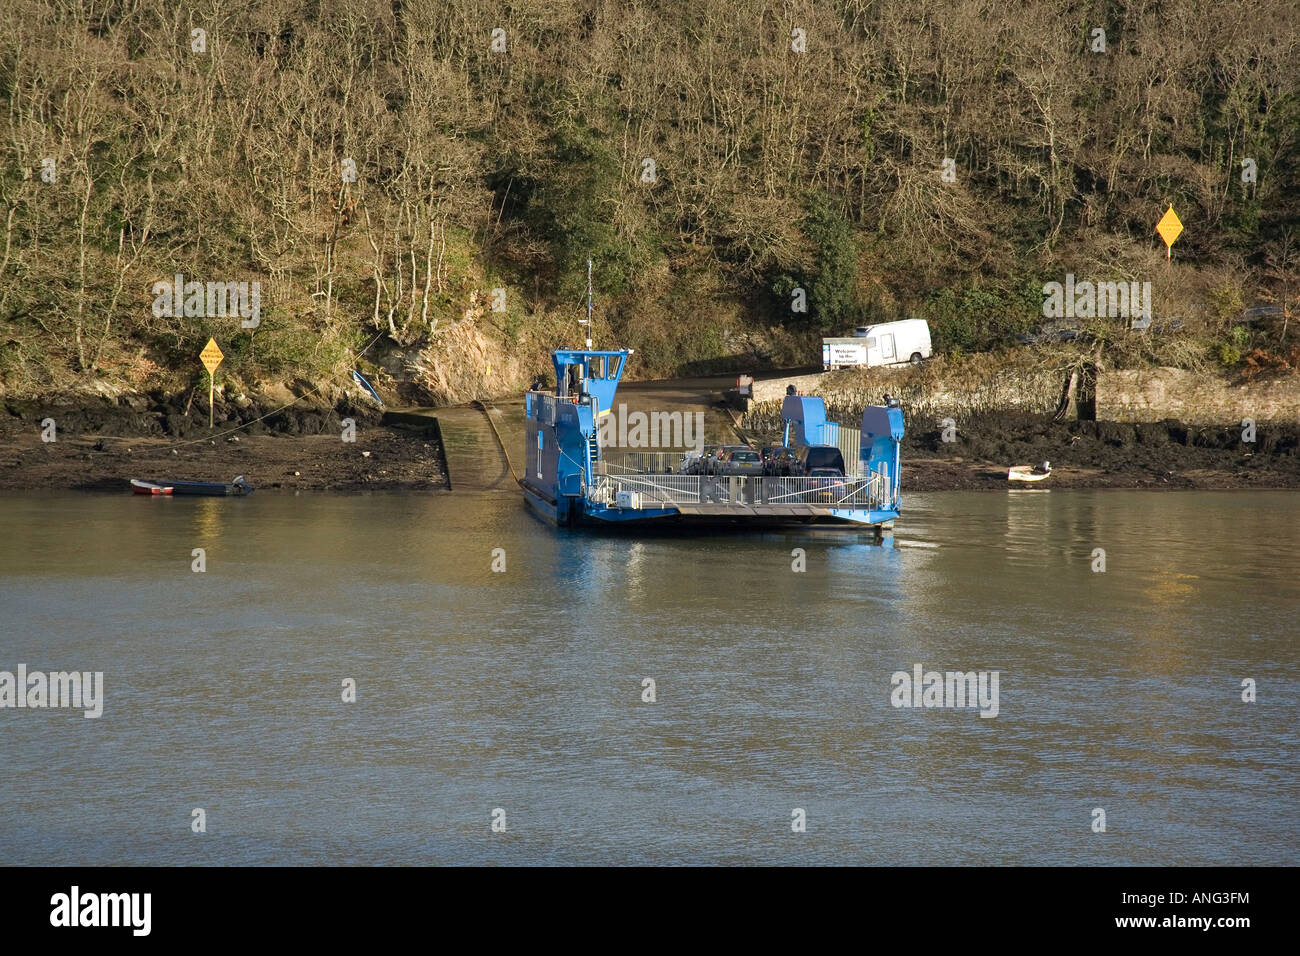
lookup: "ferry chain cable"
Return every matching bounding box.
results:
[164,326,389,450]
[471,399,522,485]
[474,395,598,489]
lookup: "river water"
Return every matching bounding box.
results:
[1,489,1296,865]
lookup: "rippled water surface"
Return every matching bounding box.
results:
[1,489,1296,864]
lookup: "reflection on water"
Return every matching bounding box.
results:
[192,496,224,543]
[0,490,1296,865]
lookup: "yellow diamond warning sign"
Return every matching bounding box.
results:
[1156,206,1183,248]
[200,338,224,374]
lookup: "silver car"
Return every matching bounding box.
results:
[704,445,745,476]
[717,447,763,477]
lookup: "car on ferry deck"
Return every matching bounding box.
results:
[687,444,722,475]
[792,444,845,477]
[806,467,848,502]
[763,446,797,476]
[704,444,748,476]
[679,448,704,474]
[718,447,763,477]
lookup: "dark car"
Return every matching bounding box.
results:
[692,444,724,476]
[764,446,797,476]
[806,467,848,502]
[792,444,845,477]
[1243,305,1283,324]
[1016,319,1084,345]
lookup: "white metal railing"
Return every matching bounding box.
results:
[599,450,689,474]
[835,426,861,472]
[586,473,894,510]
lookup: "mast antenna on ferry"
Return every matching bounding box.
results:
[582,257,593,349]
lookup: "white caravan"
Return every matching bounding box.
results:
[822,319,932,370]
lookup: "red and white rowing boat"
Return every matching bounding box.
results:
[131,479,175,495]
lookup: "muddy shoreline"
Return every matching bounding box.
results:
[1,394,447,492]
[2,395,1298,493]
[901,411,1300,490]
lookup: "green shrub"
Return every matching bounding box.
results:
[804,192,858,331]
[921,280,1044,353]
[1216,342,1243,367]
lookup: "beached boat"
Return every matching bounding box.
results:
[131,476,253,496]
[1007,462,1052,482]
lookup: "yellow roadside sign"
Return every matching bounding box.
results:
[200,338,223,427]
[1156,206,1183,250]
[200,338,224,374]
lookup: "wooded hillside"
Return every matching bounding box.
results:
[2,0,1297,402]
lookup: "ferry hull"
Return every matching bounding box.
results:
[522,480,895,533]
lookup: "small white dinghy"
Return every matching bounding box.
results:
[1008,461,1052,482]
